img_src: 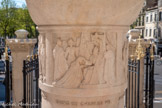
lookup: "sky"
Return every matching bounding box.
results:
[0,0,26,7]
[14,0,26,7]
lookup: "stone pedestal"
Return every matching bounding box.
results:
[6,39,37,107]
[38,26,129,108]
[26,0,144,108]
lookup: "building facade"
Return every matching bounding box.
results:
[158,0,162,41]
[144,7,158,39]
[133,0,159,40]
[135,7,146,37]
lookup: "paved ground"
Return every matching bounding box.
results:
[154,59,162,108]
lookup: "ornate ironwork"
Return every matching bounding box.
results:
[135,36,145,60]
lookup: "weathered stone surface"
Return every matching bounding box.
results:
[26,0,144,108]
[38,26,128,108]
[26,0,144,26]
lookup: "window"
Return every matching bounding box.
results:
[142,16,145,25]
[149,29,152,37]
[154,29,156,36]
[150,14,152,22]
[146,29,148,36]
[159,12,162,21]
[155,14,157,21]
[142,30,144,38]
[159,12,161,21]
[146,16,149,22]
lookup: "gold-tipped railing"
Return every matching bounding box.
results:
[130,36,154,61]
[5,40,9,60]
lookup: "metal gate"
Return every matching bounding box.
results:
[22,55,41,108]
[144,47,155,108]
[126,59,140,108]
[4,47,12,108]
[125,46,155,108]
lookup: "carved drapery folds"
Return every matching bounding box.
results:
[39,26,128,89]
[37,26,128,108]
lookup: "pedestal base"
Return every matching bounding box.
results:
[41,92,125,108]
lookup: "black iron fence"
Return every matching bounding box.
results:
[22,55,41,108]
[126,59,140,108]
[144,47,155,108]
[5,56,12,108]
[125,46,155,108]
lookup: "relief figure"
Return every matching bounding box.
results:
[53,38,68,81]
[82,46,98,84]
[104,50,116,86]
[65,39,78,65]
[38,35,43,81]
[38,35,46,82]
[55,57,92,88]
[88,33,106,85]
[88,46,106,85]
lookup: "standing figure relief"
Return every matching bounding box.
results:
[39,34,46,82]
[103,33,117,86]
[53,38,68,81]
[53,36,80,83]
[38,35,43,81]
[65,39,79,65]
[104,47,116,86]
[82,32,106,85]
[52,31,120,88]
[114,34,128,85]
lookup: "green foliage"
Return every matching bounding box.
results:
[0,0,38,38]
[130,19,138,29]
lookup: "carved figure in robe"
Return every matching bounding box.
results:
[42,37,46,82]
[104,46,116,86]
[53,38,68,81]
[88,46,106,85]
[86,33,106,85]
[65,39,78,65]
[103,32,117,86]
[38,35,43,81]
[38,35,46,82]
[120,39,128,84]
[82,46,98,84]
[55,57,92,88]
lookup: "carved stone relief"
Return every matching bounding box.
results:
[38,28,128,108]
[38,33,46,83]
[38,30,127,89]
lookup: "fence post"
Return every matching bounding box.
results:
[35,56,39,108]
[145,47,150,108]
[137,60,140,108]
[23,60,26,108]
[5,55,10,108]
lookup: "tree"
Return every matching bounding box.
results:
[0,0,16,37]
[0,0,38,38]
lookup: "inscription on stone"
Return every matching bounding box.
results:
[55,99,110,106]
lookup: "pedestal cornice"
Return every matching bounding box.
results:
[6,39,37,52]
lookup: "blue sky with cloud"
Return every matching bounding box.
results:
[0,0,26,7]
